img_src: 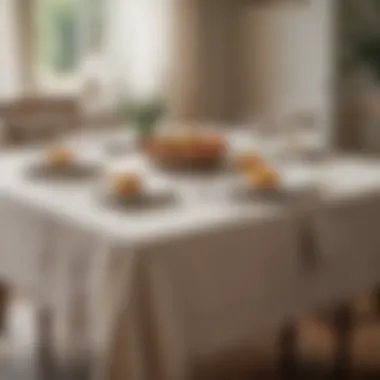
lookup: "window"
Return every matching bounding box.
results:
[36,0,104,92]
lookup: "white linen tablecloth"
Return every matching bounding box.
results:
[103,213,303,380]
[0,133,380,380]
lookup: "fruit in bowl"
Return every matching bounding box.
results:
[148,128,226,169]
[112,172,142,197]
[235,152,264,172]
[197,132,225,157]
[244,165,280,190]
[45,147,75,167]
[148,135,182,160]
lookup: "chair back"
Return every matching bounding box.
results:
[0,96,81,145]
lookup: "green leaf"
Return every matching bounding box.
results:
[118,99,166,133]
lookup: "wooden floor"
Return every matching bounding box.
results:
[2,294,380,379]
[195,295,380,380]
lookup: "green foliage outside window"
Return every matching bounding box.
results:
[38,0,80,74]
[339,0,380,77]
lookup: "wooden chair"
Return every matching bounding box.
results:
[0,96,81,146]
[0,95,81,379]
[0,282,9,333]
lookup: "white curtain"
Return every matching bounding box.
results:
[104,0,173,103]
[244,0,334,137]
[0,0,20,100]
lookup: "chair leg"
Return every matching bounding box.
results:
[373,287,380,318]
[36,306,58,380]
[332,305,352,380]
[62,357,92,380]
[278,321,298,380]
[0,281,10,333]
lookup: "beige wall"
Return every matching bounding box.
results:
[197,0,241,122]
[170,0,334,135]
[170,0,241,122]
[169,0,201,120]
[15,0,37,95]
[240,4,283,122]
[0,0,21,99]
[240,0,334,131]
[241,0,334,134]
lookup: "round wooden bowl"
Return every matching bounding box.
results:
[147,135,227,173]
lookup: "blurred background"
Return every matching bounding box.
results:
[3,1,380,379]
[0,0,333,134]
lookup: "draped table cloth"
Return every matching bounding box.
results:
[0,132,380,380]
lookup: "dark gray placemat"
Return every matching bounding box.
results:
[25,163,103,183]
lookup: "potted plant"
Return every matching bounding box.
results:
[119,99,166,149]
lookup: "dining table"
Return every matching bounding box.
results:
[0,129,380,380]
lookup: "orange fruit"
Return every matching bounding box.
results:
[235,153,263,171]
[113,173,142,196]
[46,147,75,167]
[245,166,279,189]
